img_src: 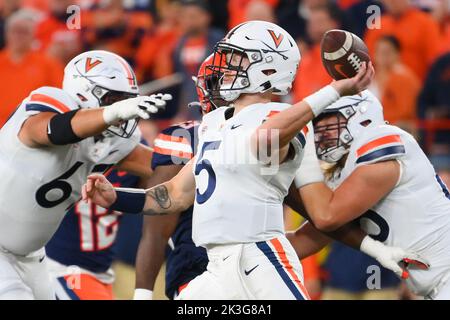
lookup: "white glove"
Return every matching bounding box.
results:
[133,288,153,300]
[294,124,324,189]
[103,93,172,125]
[360,235,430,279]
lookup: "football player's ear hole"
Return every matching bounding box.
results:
[360,120,372,127]
[262,69,276,76]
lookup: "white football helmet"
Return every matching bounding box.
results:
[313,90,385,163]
[63,50,140,137]
[209,20,301,102]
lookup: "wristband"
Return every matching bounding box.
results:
[110,188,146,214]
[133,288,153,300]
[303,85,340,117]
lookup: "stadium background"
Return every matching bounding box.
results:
[0,0,449,300]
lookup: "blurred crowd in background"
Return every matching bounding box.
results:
[0,0,449,300]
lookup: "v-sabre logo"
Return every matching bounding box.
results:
[85,58,102,73]
[267,30,284,48]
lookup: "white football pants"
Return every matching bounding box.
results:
[0,247,54,300]
[177,236,310,300]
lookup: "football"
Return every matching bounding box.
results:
[321,29,371,80]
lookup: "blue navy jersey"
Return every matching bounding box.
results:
[45,169,141,273]
[323,242,400,292]
[152,121,208,299]
[151,121,199,170]
[165,209,208,298]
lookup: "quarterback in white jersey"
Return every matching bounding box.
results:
[191,102,304,247]
[291,90,450,299]
[0,50,170,299]
[84,21,374,300]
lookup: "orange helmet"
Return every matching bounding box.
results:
[190,53,227,114]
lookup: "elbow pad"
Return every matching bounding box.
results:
[47,110,83,145]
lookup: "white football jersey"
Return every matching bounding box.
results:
[328,124,450,296]
[192,103,306,247]
[0,86,140,255]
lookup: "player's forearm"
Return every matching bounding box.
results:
[142,182,190,216]
[254,85,341,154]
[299,182,339,232]
[286,183,365,251]
[287,221,332,259]
[70,108,110,138]
[326,223,366,250]
[288,221,367,261]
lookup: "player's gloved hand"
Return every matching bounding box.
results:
[82,173,117,208]
[103,93,172,125]
[360,235,430,279]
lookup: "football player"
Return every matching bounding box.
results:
[134,53,422,300]
[83,21,373,300]
[0,50,169,299]
[286,115,428,281]
[290,91,450,299]
[133,54,222,300]
[133,118,205,300]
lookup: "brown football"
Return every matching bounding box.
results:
[321,29,371,80]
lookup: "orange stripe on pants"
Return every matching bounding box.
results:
[270,238,311,300]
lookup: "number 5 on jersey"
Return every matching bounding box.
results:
[195,141,221,204]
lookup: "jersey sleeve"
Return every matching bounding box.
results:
[260,103,307,164]
[151,123,198,170]
[24,87,80,116]
[262,104,309,148]
[294,123,309,150]
[353,126,406,166]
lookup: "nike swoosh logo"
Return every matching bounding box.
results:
[334,64,349,78]
[108,149,119,156]
[231,124,242,130]
[244,264,259,276]
[39,256,45,263]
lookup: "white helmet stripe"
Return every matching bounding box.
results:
[323,31,353,61]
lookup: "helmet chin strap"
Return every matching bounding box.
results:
[220,82,241,102]
[320,147,349,163]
